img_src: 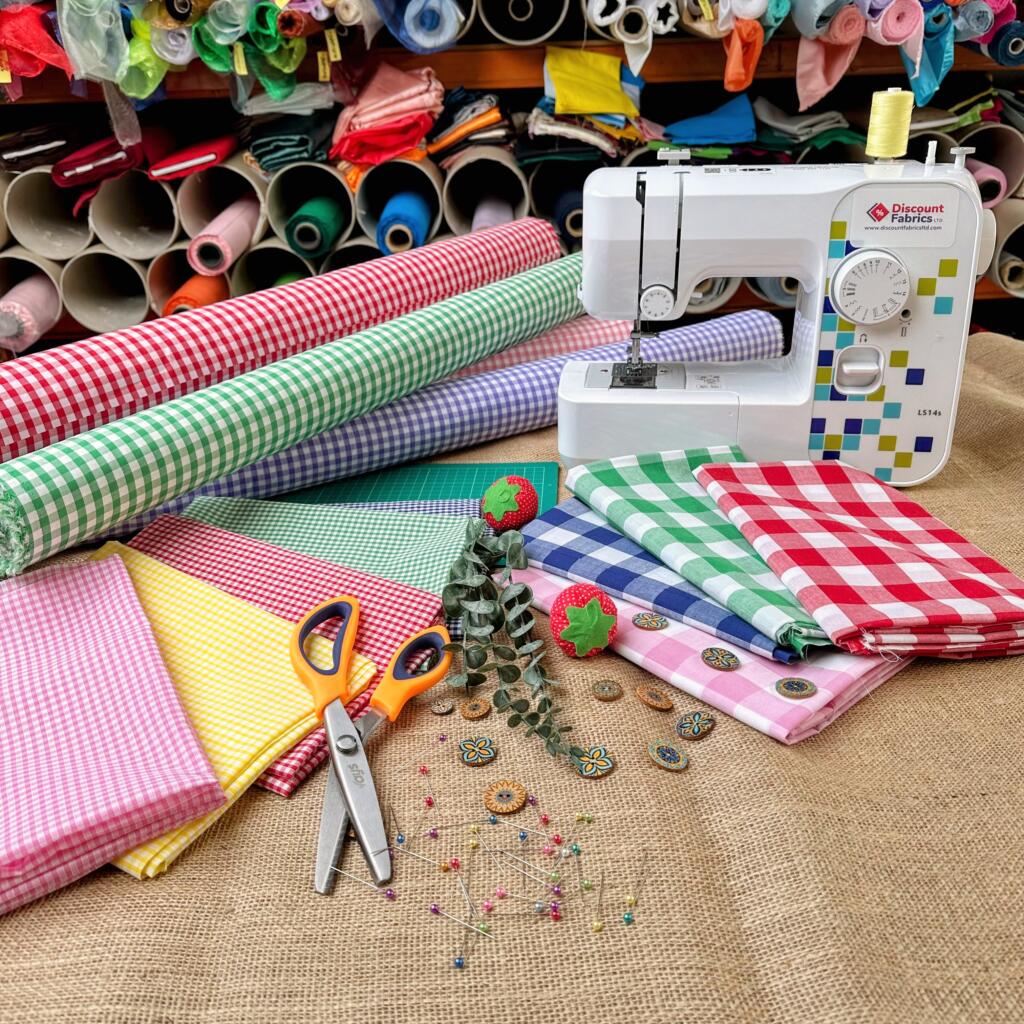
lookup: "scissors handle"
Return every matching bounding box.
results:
[290,596,360,720]
[370,626,453,722]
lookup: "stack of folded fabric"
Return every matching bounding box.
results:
[752,97,866,158]
[249,110,336,175]
[427,88,515,163]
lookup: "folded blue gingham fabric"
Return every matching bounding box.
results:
[521,499,797,664]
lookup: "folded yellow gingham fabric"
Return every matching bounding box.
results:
[88,543,375,879]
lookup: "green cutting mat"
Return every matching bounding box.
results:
[277,462,561,514]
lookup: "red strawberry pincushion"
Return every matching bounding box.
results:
[549,583,618,658]
[481,475,539,533]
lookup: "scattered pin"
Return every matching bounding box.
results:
[428,903,495,938]
[330,866,397,899]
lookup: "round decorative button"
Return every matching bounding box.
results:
[635,684,674,711]
[701,647,740,671]
[573,746,615,779]
[676,710,715,740]
[632,611,669,631]
[775,677,818,700]
[430,698,454,716]
[484,779,527,814]
[460,697,491,720]
[592,679,623,702]
[647,739,689,772]
[459,737,496,766]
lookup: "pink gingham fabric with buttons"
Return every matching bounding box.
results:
[695,461,1024,658]
[519,566,910,744]
[128,515,442,795]
[0,557,224,915]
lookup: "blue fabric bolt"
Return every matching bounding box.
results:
[376,191,432,254]
[901,4,955,105]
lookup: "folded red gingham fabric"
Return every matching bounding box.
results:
[695,461,1024,658]
[0,557,224,914]
[0,218,561,462]
[127,515,442,794]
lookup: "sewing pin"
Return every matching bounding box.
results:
[592,871,606,934]
[330,867,396,901]
[623,851,650,925]
[428,904,494,938]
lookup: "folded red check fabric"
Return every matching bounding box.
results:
[128,515,442,794]
[695,461,1024,658]
[0,557,224,914]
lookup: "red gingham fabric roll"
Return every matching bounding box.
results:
[695,460,1024,658]
[0,219,561,462]
[128,515,443,795]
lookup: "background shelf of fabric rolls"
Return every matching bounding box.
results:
[3,1,1023,356]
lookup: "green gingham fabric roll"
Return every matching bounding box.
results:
[183,498,467,595]
[0,255,583,577]
[565,446,828,655]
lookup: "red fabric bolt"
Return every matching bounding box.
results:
[0,4,72,78]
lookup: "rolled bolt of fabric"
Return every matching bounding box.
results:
[680,0,730,36]
[722,18,764,92]
[974,0,1014,44]
[717,0,769,33]
[587,0,626,26]
[760,0,791,37]
[611,4,653,73]
[150,26,198,64]
[686,276,742,312]
[998,254,1024,291]
[0,218,561,462]
[248,1,284,50]
[402,0,465,51]
[552,188,584,248]
[376,191,432,254]
[853,0,893,18]
[187,194,262,276]
[334,0,364,24]
[900,3,954,107]
[970,17,1024,61]
[285,196,349,259]
[119,20,171,100]
[192,16,233,70]
[796,4,867,110]
[953,0,994,37]
[790,0,848,38]
[162,273,230,317]
[108,309,785,535]
[471,196,516,232]
[57,0,129,82]
[746,276,800,307]
[277,7,323,35]
[204,0,251,43]
[866,0,924,71]
[0,273,62,353]
[966,157,1008,207]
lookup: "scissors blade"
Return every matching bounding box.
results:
[322,700,391,886]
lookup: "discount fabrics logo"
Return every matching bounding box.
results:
[868,202,890,222]
[865,200,945,224]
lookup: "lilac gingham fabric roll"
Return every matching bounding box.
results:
[111,310,784,535]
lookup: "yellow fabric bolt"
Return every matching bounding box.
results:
[545,47,639,118]
[89,543,375,879]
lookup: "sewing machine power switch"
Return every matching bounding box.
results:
[834,345,883,392]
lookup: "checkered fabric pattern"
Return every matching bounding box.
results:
[0,558,223,915]
[110,310,786,535]
[0,220,562,463]
[134,513,441,780]
[0,253,584,577]
[521,498,795,663]
[566,447,828,654]
[696,460,1024,658]
[90,543,375,878]
[182,498,466,596]
[128,515,443,795]
[520,566,909,744]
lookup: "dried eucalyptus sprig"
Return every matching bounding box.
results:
[442,519,584,761]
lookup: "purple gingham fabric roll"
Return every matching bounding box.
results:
[112,310,784,535]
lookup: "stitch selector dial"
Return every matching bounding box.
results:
[830,250,911,325]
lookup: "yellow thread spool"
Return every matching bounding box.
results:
[866,88,915,160]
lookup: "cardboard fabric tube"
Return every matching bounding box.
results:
[0,247,64,353]
[229,238,314,296]
[266,161,354,257]
[987,197,1024,295]
[61,245,151,334]
[906,129,956,164]
[582,0,624,37]
[0,172,11,249]
[4,165,94,260]
[355,157,444,245]
[187,194,262,275]
[477,0,570,43]
[319,235,382,273]
[442,146,529,235]
[956,122,1024,199]
[178,150,268,244]
[147,240,231,316]
[685,276,742,313]
[89,169,180,260]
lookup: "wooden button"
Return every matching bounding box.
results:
[592,679,623,701]
[676,710,715,739]
[460,697,491,720]
[701,647,740,671]
[775,677,817,699]
[634,684,674,711]
[573,746,616,779]
[648,739,689,772]
[484,779,527,814]
[632,611,669,631]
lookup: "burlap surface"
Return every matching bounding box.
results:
[2,332,1023,1024]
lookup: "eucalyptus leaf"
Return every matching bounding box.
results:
[466,672,487,687]
[515,639,543,656]
[460,598,498,616]
[510,699,530,713]
[491,644,517,661]
[507,714,522,727]
[464,622,496,639]
[508,618,535,639]
[496,664,521,685]
[448,674,468,690]
[524,712,540,727]
[493,690,511,710]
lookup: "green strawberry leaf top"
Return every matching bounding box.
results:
[482,478,522,521]
[559,597,616,657]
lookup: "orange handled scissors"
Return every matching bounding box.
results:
[291,596,451,895]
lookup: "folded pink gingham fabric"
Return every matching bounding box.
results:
[519,566,910,744]
[695,461,1024,658]
[128,515,443,795]
[0,557,223,914]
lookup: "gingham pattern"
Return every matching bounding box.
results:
[128,515,443,795]
[0,255,584,577]
[521,498,795,663]
[0,220,562,463]
[696,460,1024,658]
[566,447,827,654]
[183,498,466,596]
[110,310,786,535]
[520,566,909,745]
[91,543,375,878]
[0,558,223,915]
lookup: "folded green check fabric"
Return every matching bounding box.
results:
[565,446,829,655]
[183,498,467,596]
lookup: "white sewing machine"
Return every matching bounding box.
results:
[557,146,996,486]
